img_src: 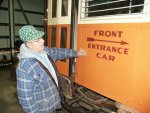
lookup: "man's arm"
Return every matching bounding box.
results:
[46,47,86,61]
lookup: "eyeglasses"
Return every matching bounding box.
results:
[27,37,43,43]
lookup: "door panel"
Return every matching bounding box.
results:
[47,0,72,77]
[47,25,70,76]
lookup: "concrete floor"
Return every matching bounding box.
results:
[0,69,23,113]
[0,69,69,113]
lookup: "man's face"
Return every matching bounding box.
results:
[27,38,45,53]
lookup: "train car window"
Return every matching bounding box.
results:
[60,27,67,62]
[83,0,144,17]
[51,27,56,47]
[60,27,67,48]
[52,0,57,18]
[61,0,68,16]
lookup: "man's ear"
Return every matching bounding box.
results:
[25,42,32,49]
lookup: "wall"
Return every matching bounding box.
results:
[0,0,45,60]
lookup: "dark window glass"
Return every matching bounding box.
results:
[60,27,67,62]
[61,0,68,16]
[60,27,67,48]
[51,27,56,47]
[131,0,144,13]
[52,0,57,18]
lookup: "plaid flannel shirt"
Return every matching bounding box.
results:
[16,47,77,113]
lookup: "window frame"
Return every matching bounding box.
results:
[48,0,72,25]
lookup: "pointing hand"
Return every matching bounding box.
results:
[77,49,87,57]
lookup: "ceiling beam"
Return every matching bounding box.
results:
[16,0,30,24]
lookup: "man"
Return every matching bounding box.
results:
[16,25,86,113]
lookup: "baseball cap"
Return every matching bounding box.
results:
[18,25,44,42]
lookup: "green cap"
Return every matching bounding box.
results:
[18,25,44,42]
